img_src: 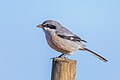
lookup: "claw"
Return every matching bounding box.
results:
[51,54,67,59]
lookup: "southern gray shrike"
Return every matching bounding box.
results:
[37,20,108,62]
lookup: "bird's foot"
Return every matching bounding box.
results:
[51,54,67,59]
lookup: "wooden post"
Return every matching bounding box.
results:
[51,58,76,80]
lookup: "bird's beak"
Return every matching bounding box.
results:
[37,24,43,28]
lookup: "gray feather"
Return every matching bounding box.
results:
[56,26,87,42]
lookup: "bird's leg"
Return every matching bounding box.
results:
[58,54,66,58]
[51,54,67,59]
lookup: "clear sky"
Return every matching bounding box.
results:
[0,0,120,80]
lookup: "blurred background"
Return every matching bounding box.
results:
[0,0,120,80]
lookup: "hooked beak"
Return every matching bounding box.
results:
[37,24,43,28]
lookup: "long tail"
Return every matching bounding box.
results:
[83,48,108,62]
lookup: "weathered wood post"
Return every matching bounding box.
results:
[51,58,76,80]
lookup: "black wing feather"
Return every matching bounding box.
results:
[57,34,87,42]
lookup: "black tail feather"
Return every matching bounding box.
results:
[83,48,108,62]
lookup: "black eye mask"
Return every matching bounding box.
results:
[46,24,56,29]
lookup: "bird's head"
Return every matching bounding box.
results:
[37,20,62,32]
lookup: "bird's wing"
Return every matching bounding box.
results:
[56,27,87,42]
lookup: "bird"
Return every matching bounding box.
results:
[37,20,108,62]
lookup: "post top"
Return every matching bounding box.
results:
[52,58,76,63]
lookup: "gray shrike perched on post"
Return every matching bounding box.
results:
[37,20,108,62]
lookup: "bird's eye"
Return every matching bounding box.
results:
[46,24,56,29]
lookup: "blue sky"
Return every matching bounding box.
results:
[0,0,120,80]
